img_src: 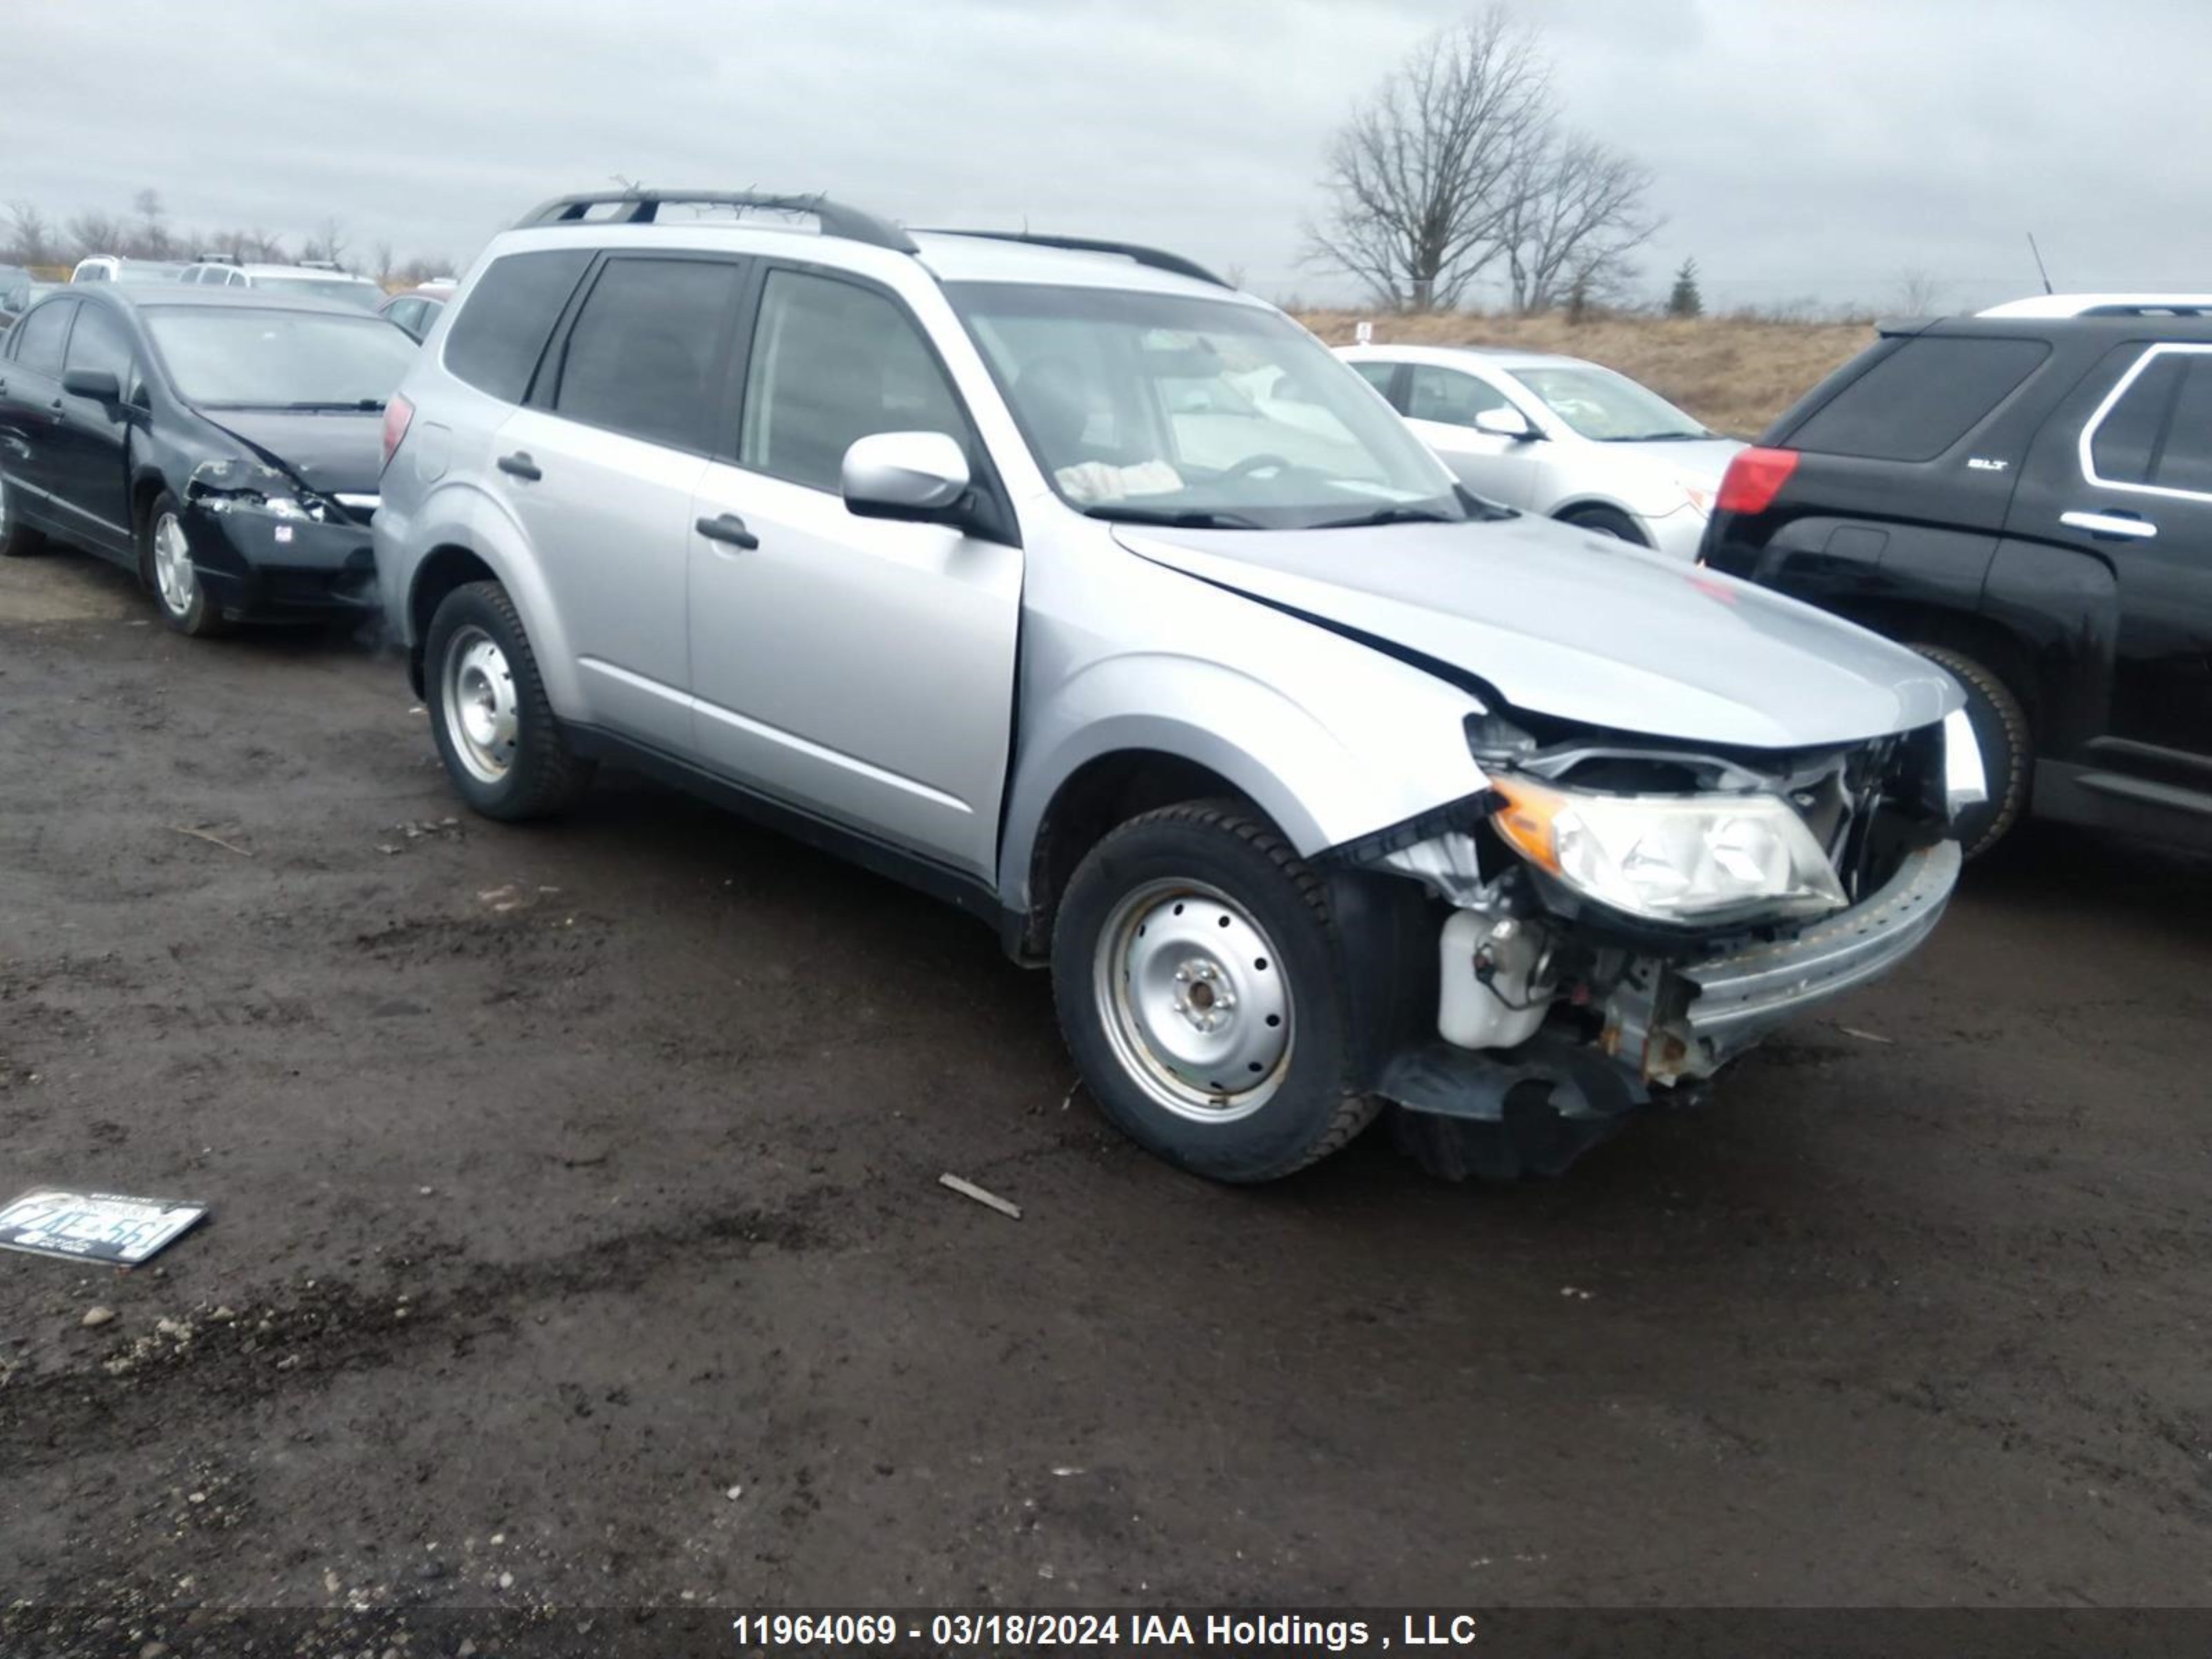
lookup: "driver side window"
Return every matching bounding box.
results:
[1407,366,1512,429]
[738,270,971,494]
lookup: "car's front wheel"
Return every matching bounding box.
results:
[142,491,228,636]
[1051,801,1377,1183]
[424,579,594,821]
[0,473,46,559]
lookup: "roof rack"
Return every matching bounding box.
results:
[513,190,917,254]
[917,229,1230,289]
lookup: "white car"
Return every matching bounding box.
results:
[1335,344,1742,561]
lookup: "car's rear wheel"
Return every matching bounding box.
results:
[1558,504,1649,546]
[1051,800,1377,1183]
[142,491,228,636]
[424,579,594,821]
[1911,644,2031,857]
[0,473,47,558]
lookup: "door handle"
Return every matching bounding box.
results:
[2061,509,2156,541]
[695,513,760,550]
[496,451,542,481]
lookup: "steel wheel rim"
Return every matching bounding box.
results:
[153,512,196,615]
[442,625,520,785]
[1093,878,1293,1123]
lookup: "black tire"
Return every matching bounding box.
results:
[1557,504,1649,546]
[1051,800,1377,1183]
[140,489,229,637]
[0,472,48,558]
[423,579,595,821]
[1910,644,2030,858]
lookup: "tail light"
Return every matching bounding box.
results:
[380,393,414,471]
[1714,446,1799,515]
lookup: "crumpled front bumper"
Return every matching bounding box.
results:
[1603,838,1962,1085]
[1374,837,1962,1125]
[182,461,380,619]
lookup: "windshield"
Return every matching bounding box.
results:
[144,308,417,408]
[949,282,1468,528]
[113,262,187,286]
[254,274,384,309]
[1508,365,1709,442]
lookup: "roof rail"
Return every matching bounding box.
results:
[513,190,917,254]
[1978,292,2212,319]
[917,229,1230,289]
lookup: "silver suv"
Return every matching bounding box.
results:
[375,190,1982,1183]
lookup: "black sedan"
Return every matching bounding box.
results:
[0,285,417,635]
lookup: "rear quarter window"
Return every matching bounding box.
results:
[1788,335,2050,462]
[442,250,593,403]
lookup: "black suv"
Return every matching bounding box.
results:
[1701,296,2212,855]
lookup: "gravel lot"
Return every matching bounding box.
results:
[3,547,2209,1618]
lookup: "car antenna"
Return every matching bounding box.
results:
[2025,232,2054,295]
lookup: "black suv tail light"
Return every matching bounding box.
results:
[1715,447,1799,516]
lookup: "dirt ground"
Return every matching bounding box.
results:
[3,547,2209,1623]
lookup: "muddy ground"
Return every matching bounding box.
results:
[2,547,2209,1623]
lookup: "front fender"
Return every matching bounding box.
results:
[997,648,1489,906]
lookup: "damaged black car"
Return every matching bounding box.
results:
[0,285,416,635]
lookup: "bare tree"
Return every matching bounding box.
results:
[1501,131,1658,312]
[1895,267,1945,315]
[372,239,395,283]
[6,201,55,265]
[64,211,131,261]
[397,252,458,285]
[1304,8,1551,311]
[132,188,173,260]
[301,216,349,268]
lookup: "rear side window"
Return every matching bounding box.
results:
[1406,365,1513,428]
[2089,353,2182,486]
[1790,336,2050,461]
[1351,360,1402,405]
[443,250,592,403]
[552,256,745,452]
[12,301,72,374]
[738,270,968,492]
[2089,347,2212,498]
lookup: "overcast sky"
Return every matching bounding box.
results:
[3,0,2203,314]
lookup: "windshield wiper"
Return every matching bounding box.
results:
[1082,505,1265,529]
[1312,505,1462,529]
[1606,431,1709,443]
[272,399,387,413]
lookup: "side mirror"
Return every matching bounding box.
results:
[842,431,971,523]
[62,367,122,403]
[1473,406,1537,442]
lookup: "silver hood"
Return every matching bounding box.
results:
[1114,516,1962,749]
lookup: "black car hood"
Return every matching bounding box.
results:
[199,409,384,498]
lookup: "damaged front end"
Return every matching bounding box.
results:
[1333,707,1980,1177]
[182,459,379,617]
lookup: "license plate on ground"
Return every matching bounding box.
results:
[0,1188,207,1265]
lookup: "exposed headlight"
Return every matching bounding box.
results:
[1489,775,1846,925]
